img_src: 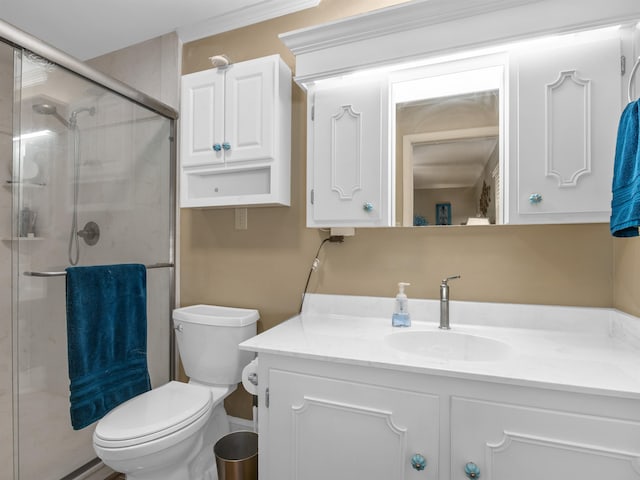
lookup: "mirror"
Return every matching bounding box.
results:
[397,92,499,226]
[386,24,629,227]
[391,58,505,227]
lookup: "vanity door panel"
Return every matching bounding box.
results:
[223,56,276,165]
[266,369,439,480]
[180,67,225,168]
[451,397,640,480]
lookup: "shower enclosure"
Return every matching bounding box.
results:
[0,21,177,480]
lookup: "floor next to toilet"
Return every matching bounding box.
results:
[105,473,124,479]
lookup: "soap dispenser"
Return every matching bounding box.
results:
[392,282,411,327]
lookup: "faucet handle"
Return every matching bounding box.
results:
[441,275,461,285]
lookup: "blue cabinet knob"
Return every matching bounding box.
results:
[222,142,231,151]
[529,193,542,204]
[411,453,427,471]
[363,202,374,212]
[212,143,222,152]
[464,462,480,479]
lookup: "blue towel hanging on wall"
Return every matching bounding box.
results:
[611,99,640,237]
[65,263,151,430]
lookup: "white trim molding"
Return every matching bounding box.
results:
[178,0,321,44]
[280,0,640,82]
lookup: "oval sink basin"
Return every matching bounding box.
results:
[385,330,512,362]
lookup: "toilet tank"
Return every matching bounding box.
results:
[173,305,259,386]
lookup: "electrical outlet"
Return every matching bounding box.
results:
[235,208,248,230]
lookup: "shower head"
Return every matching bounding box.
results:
[32,102,71,128]
[32,103,57,115]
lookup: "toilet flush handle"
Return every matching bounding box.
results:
[174,323,183,333]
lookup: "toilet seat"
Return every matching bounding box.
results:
[94,381,213,449]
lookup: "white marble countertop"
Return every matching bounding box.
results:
[240,294,640,399]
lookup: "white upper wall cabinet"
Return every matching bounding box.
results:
[180,55,291,208]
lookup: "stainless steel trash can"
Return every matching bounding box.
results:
[214,431,258,480]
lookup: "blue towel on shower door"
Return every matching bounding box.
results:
[611,99,640,237]
[65,264,151,430]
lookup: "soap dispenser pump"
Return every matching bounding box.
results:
[392,282,411,327]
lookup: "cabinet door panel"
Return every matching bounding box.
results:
[511,29,621,223]
[180,68,224,167]
[309,79,390,226]
[267,370,439,480]
[451,397,640,480]
[224,57,275,164]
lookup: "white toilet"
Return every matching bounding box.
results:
[93,305,259,480]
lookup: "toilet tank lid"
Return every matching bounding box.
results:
[173,304,259,327]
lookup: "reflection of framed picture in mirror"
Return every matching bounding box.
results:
[436,202,451,225]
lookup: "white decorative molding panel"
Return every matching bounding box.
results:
[486,430,640,479]
[545,70,591,187]
[292,396,407,479]
[330,105,362,199]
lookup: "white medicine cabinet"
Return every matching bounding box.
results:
[281,0,640,227]
[180,55,291,208]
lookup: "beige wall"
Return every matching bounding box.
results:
[180,0,630,418]
[614,240,640,317]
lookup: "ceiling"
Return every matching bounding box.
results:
[0,0,320,60]
[397,91,500,191]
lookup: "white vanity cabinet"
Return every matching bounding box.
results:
[507,28,622,224]
[260,357,440,480]
[265,367,439,480]
[256,354,640,480]
[180,55,291,208]
[451,397,640,480]
[306,78,392,227]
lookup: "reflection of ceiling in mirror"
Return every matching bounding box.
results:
[413,136,498,189]
[397,90,499,191]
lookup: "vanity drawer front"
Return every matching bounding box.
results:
[451,397,640,480]
[266,369,440,480]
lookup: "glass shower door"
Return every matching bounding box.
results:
[0,39,16,480]
[13,50,173,479]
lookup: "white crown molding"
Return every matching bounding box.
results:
[279,0,543,55]
[177,0,321,44]
[281,0,640,82]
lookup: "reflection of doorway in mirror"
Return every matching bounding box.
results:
[405,123,499,225]
[392,56,505,227]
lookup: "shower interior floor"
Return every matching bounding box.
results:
[18,389,95,479]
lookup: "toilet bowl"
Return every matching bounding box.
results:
[92,305,259,480]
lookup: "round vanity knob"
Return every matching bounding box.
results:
[464,462,480,479]
[529,193,542,204]
[212,143,222,152]
[222,142,231,151]
[410,453,427,471]
[363,202,374,212]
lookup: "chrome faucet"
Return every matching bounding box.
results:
[439,275,461,329]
